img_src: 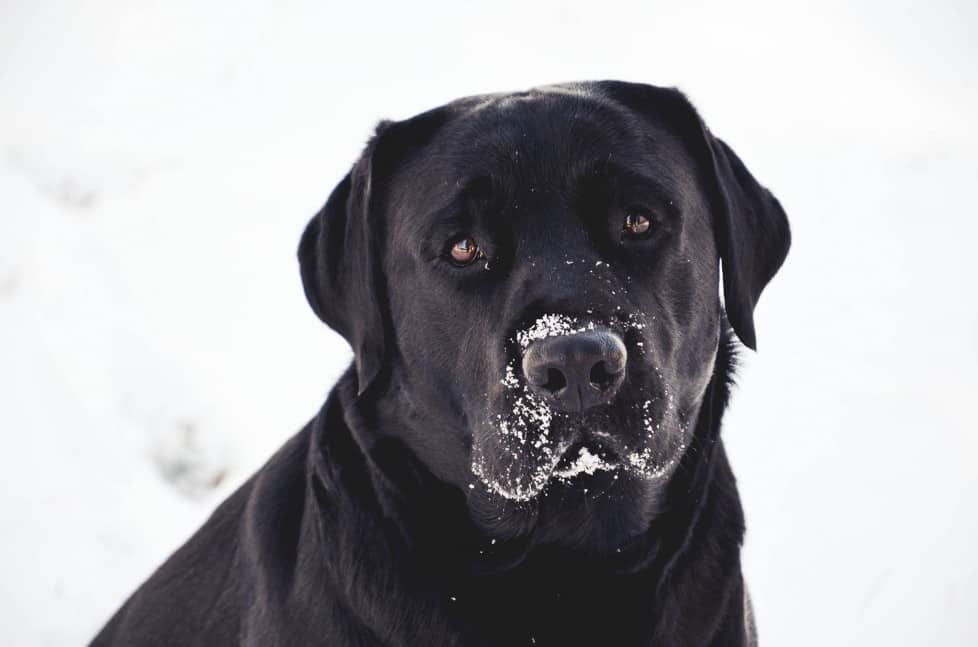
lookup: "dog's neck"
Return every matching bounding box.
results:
[307,331,747,645]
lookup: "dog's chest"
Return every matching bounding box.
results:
[445,575,661,646]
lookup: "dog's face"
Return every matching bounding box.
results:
[300,82,789,552]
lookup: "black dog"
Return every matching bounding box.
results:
[91,81,789,646]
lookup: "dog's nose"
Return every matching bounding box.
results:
[521,330,627,413]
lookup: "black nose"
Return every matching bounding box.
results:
[521,329,627,413]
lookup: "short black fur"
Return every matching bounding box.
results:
[91,81,789,647]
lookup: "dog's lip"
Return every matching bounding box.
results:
[555,436,621,472]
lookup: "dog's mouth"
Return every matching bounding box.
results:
[553,437,621,480]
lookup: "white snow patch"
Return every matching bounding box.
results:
[554,446,617,479]
[500,363,519,389]
[515,314,596,349]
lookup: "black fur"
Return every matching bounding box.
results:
[91,81,789,646]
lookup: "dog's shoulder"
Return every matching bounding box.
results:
[90,425,317,646]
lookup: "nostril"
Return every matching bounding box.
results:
[588,361,618,391]
[542,368,567,393]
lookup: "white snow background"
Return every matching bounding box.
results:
[1,0,976,644]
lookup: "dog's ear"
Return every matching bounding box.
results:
[701,133,790,349]
[594,81,790,349]
[299,110,447,395]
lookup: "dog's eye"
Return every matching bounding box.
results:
[449,236,481,266]
[622,209,653,238]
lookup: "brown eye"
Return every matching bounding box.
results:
[449,237,480,265]
[623,210,652,237]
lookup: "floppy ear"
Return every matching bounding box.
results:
[594,81,790,349]
[299,111,447,395]
[299,150,385,396]
[702,133,790,349]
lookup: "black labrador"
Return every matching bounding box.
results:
[91,80,789,647]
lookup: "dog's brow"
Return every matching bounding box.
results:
[424,202,471,234]
[416,197,481,244]
[578,160,680,213]
[417,175,500,231]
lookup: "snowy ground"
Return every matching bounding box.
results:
[1,1,976,644]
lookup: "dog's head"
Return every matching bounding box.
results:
[300,81,789,552]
